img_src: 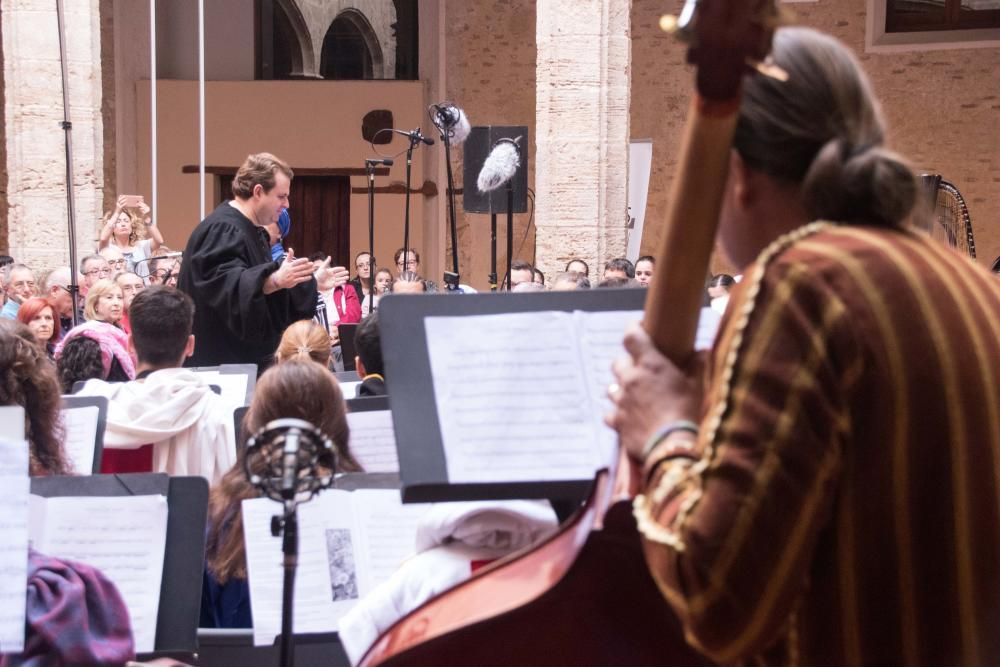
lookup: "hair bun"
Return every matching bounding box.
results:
[803,137,917,228]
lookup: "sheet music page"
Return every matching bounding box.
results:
[695,306,722,351]
[28,494,168,653]
[346,411,399,473]
[575,310,644,468]
[194,371,249,412]
[0,406,25,441]
[243,495,341,646]
[424,311,601,483]
[61,406,99,474]
[0,438,29,653]
[339,380,362,399]
[347,490,427,593]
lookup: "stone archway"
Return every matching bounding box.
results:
[275,0,318,78]
[320,9,385,80]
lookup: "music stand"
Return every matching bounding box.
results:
[61,395,107,474]
[379,289,647,503]
[30,473,209,658]
[337,324,359,372]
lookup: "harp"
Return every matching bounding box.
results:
[921,174,976,259]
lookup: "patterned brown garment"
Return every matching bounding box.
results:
[635,223,1000,666]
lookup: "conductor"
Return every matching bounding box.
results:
[178,153,316,370]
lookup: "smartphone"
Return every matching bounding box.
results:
[121,195,144,208]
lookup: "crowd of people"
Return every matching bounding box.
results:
[2,22,1000,667]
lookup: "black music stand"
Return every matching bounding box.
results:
[61,394,107,474]
[378,289,647,503]
[337,324,359,372]
[30,473,209,658]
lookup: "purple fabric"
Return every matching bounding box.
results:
[53,320,136,380]
[1,550,135,667]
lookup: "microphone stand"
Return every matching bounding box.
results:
[274,498,298,667]
[441,129,461,291]
[489,213,498,292]
[402,132,420,272]
[365,159,379,288]
[56,0,80,328]
[504,179,514,291]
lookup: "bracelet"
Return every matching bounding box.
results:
[641,420,700,460]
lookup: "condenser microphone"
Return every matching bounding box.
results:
[365,158,394,166]
[393,128,435,146]
[244,418,335,504]
[477,138,522,193]
[430,103,472,145]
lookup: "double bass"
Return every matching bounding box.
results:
[361,2,782,664]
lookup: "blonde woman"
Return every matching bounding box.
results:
[273,319,332,367]
[98,195,163,275]
[84,279,124,327]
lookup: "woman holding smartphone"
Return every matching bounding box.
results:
[98,194,164,276]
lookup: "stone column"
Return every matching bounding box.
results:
[3,0,104,273]
[535,0,630,284]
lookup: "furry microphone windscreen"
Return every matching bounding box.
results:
[451,109,471,145]
[477,140,521,193]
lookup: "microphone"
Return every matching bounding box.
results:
[477,138,522,193]
[393,128,435,146]
[244,418,336,505]
[365,158,394,166]
[430,103,472,145]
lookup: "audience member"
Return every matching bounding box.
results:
[596,276,635,289]
[178,152,317,369]
[148,251,181,287]
[634,255,655,287]
[16,297,60,358]
[511,281,546,293]
[603,257,635,281]
[267,208,291,261]
[394,248,420,277]
[201,360,363,628]
[76,287,235,480]
[509,260,534,290]
[316,256,361,330]
[392,271,426,294]
[99,246,128,277]
[55,320,136,393]
[353,313,385,397]
[0,319,70,475]
[115,271,146,334]
[533,268,545,286]
[565,258,589,277]
[552,271,591,291]
[373,267,393,299]
[707,273,735,314]
[99,195,163,275]
[1,264,36,319]
[274,319,332,367]
[84,279,124,327]
[43,266,76,334]
[79,254,111,297]
[351,251,375,315]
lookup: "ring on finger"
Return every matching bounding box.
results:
[607,382,622,400]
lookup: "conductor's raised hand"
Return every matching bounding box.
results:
[317,256,350,288]
[605,323,706,461]
[271,248,315,290]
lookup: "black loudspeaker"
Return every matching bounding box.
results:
[462,126,529,214]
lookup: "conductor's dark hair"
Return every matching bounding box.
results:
[129,287,194,366]
[604,257,635,279]
[231,153,293,199]
[565,258,589,277]
[354,313,383,377]
[734,27,916,229]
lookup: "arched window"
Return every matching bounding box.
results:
[320,10,383,80]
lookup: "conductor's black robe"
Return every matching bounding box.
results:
[178,202,316,371]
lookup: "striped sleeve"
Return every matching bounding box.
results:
[635,256,859,662]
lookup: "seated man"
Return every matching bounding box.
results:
[76,286,236,483]
[353,313,385,397]
[1,264,36,319]
[43,266,76,334]
[602,257,634,281]
[509,260,535,290]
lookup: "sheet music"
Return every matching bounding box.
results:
[348,490,426,593]
[346,411,399,473]
[695,307,722,351]
[425,311,601,483]
[0,406,25,441]
[61,406,99,474]
[340,380,362,398]
[28,494,168,653]
[243,496,338,646]
[0,438,29,653]
[194,371,249,412]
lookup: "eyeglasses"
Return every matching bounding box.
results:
[119,283,144,294]
[11,281,36,290]
[356,262,371,269]
[83,268,111,278]
[107,259,126,269]
[396,260,418,269]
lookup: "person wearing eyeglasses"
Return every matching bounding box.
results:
[79,254,111,297]
[0,264,37,319]
[115,271,145,334]
[43,266,76,335]
[351,252,375,316]
[393,248,419,277]
[100,246,128,278]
